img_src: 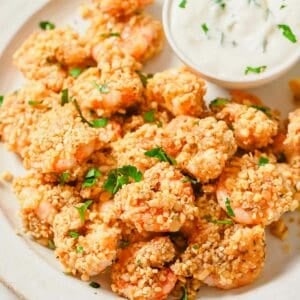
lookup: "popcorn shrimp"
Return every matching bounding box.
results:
[172,221,265,290]
[111,237,177,300]
[216,102,278,150]
[53,202,121,280]
[13,28,92,92]
[114,162,197,232]
[146,67,206,117]
[162,116,237,182]
[216,152,298,225]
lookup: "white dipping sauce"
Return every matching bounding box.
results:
[170,0,300,80]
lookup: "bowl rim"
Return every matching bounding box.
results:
[162,0,300,85]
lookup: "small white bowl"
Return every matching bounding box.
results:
[162,0,300,89]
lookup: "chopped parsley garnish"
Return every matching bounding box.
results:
[61,88,70,106]
[182,176,198,185]
[76,245,84,253]
[278,24,297,43]
[215,0,226,9]
[39,21,55,30]
[89,282,100,288]
[69,231,80,239]
[245,65,267,75]
[59,172,70,185]
[143,110,156,123]
[28,100,42,106]
[201,23,209,35]
[192,244,199,250]
[225,198,235,217]
[91,118,109,128]
[118,240,130,249]
[104,166,143,194]
[204,215,233,225]
[95,82,110,94]
[250,105,272,117]
[210,98,230,107]
[0,95,3,106]
[144,147,176,165]
[82,168,101,188]
[101,32,120,38]
[48,240,56,250]
[75,200,93,222]
[136,71,153,87]
[69,68,82,78]
[181,286,188,300]
[258,156,269,166]
[179,0,187,8]
[280,4,286,9]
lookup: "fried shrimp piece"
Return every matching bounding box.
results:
[0,81,60,156]
[111,237,177,300]
[23,102,120,174]
[163,116,237,182]
[112,123,163,171]
[84,0,153,18]
[115,162,197,232]
[69,67,143,117]
[84,13,163,63]
[215,102,278,150]
[284,109,300,165]
[172,221,265,290]
[53,202,121,280]
[13,172,81,244]
[216,152,299,226]
[13,28,92,92]
[146,67,206,117]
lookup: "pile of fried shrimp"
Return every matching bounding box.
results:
[0,0,299,299]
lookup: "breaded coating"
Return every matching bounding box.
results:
[146,67,206,117]
[111,237,177,300]
[23,102,120,173]
[84,13,164,63]
[69,67,143,117]
[172,221,265,290]
[216,152,298,225]
[0,81,60,156]
[216,103,278,150]
[53,203,121,280]
[163,116,237,182]
[284,108,300,165]
[115,162,197,232]
[83,0,154,18]
[112,123,163,171]
[13,28,92,92]
[13,172,81,244]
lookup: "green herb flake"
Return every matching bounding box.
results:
[179,0,187,8]
[182,176,198,185]
[69,68,82,78]
[210,98,230,107]
[95,82,110,94]
[101,32,121,38]
[73,99,94,127]
[215,0,226,9]
[250,105,272,117]
[258,156,269,166]
[0,95,3,106]
[192,244,199,250]
[225,198,235,217]
[136,71,153,87]
[202,23,209,35]
[144,147,177,165]
[28,100,42,106]
[118,240,130,249]
[61,88,69,106]
[76,245,84,253]
[103,166,142,194]
[245,65,267,75]
[75,200,93,223]
[143,110,156,123]
[204,215,233,225]
[39,21,55,30]
[89,282,101,288]
[69,231,80,239]
[280,4,286,9]
[48,240,56,250]
[82,168,101,188]
[278,24,297,43]
[59,171,70,185]
[91,118,109,128]
[181,286,188,300]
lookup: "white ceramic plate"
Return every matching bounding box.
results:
[0,1,299,299]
